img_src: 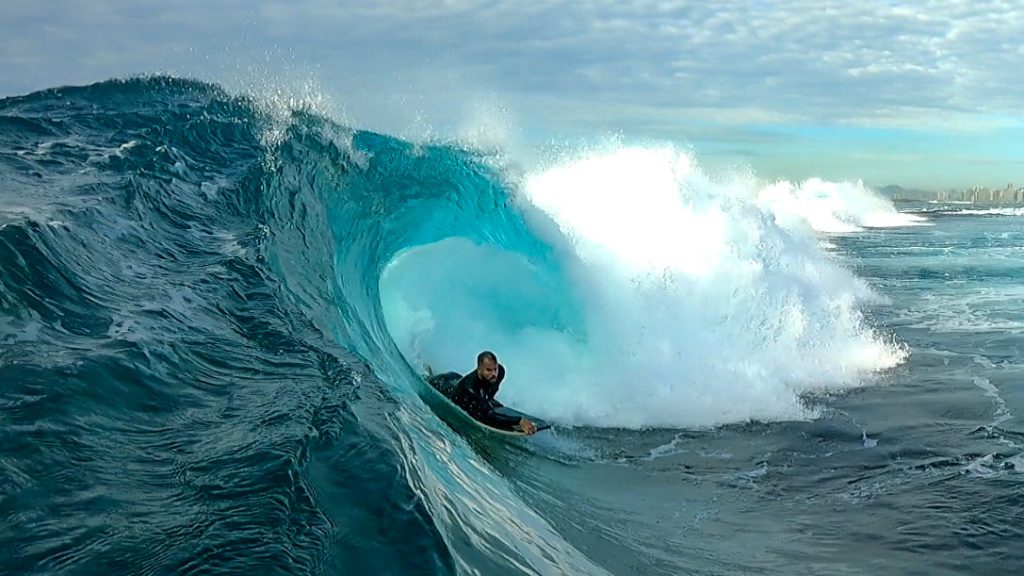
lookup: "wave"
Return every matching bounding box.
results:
[384,144,908,428]
[758,178,930,232]
[939,207,1024,217]
[1,77,910,429]
[0,76,615,575]
[0,75,911,574]
[902,204,1024,217]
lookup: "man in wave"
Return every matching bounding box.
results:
[453,351,537,435]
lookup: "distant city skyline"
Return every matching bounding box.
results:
[2,1,1022,190]
[880,182,1024,204]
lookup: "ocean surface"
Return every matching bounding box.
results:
[1,77,1021,576]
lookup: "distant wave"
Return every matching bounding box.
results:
[941,207,1024,217]
[758,178,930,232]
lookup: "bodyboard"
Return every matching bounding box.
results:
[424,371,551,436]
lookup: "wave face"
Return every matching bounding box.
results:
[0,77,907,574]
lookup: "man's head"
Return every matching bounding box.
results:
[475,350,500,383]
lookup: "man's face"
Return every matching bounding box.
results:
[477,359,499,383]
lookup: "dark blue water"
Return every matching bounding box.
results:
[1,77,1021,575]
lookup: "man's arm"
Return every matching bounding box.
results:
[478,407,525,429]
[479,409,536,434]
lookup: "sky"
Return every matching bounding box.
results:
[2,0,1023,190]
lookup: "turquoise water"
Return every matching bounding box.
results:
[0,78,1020,575]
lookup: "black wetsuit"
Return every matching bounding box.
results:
[451,364,521,429]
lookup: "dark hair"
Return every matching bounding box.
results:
[477,350,497,365]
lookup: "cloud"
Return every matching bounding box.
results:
[282,1,1024,131]
[2,1,1023,148]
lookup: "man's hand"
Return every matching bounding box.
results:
[518,418,537,435]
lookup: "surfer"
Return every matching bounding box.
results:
[452,351,537,435]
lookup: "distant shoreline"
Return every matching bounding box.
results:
[878,185,1024,205]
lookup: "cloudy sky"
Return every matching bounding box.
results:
[3,1,1023,189]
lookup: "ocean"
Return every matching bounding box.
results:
[1,77,1020,576]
